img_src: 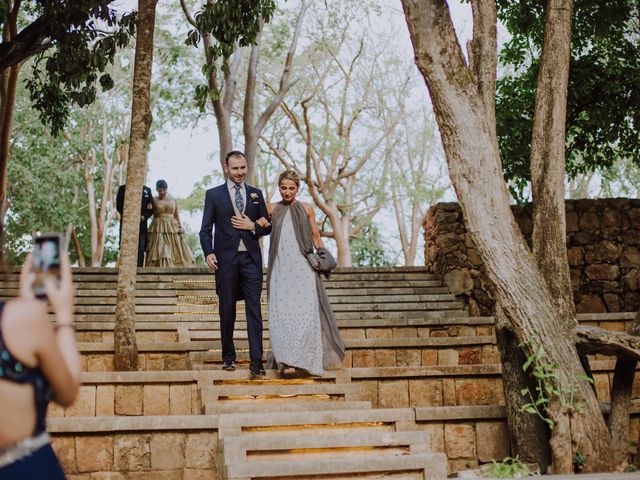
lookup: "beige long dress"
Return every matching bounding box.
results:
[145,195,195,267]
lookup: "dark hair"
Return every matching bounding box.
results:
[225,150,246,165]
[156,179,168,189]
[278,169,300,187]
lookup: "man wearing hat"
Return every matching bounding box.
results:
[116,183,155,267]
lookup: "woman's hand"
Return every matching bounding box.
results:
[44,253,75,323]
[256,217,271,228]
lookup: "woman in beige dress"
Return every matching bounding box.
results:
[145,180,195,267]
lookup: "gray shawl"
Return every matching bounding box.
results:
[268,201,345,369]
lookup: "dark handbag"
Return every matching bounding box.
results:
[307,247,336,278]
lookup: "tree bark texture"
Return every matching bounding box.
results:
[0,1,21,225]
[530,0,576,328]
[401,0,612,471]
[495,305,551,467]
[114,0,157,371]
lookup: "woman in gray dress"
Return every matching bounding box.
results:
[257,169,344,376]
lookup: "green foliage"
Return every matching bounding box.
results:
[185,0,277,110]
[484,456,531,478]
[350,223,392,267]
[496,0,640,201]
[519,338,594,429]
[573,450,586,471]
[16,1,137,134]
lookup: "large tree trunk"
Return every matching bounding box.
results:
[495,306,551,467]
[528,1,576,471]
[530,0,575,327]
[401,0,612,472]
[0,1,21,225]
[114,0,157,371]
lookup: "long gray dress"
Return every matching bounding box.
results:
[268,209,324,375]
[267,201,345,375]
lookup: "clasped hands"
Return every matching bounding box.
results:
[230,214,271,231]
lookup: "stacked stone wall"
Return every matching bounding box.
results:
[424,199,640,316]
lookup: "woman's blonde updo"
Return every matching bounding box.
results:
[278,168,300,187]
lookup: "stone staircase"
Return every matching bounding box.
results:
[0,266,637,479]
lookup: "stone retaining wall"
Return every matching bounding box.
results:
[424,199,640,316]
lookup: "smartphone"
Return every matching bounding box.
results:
[32,233,63,299]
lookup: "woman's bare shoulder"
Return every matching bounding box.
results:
[4,298,48,325]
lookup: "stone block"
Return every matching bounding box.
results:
[422,349,438,366]
[76,435,114,473]
[113,434,151,471]
[430,329,449,337]
[417,327,430,338]
[86,354,113,372]
[352,349,376,368]
[622,247,640,268]
[409,379,443,407]
[137,332,155,343]
[392,327,417,338]
[419,423,445,452]
[150,433,186,470]
[185,433,216,469]
[146,353,166,371]
[448,458,479,475]
[51,435,77,473]
[458,348,481,365]
[96,385,115,416]
[378,379,409,408]
[444,268,474,295]
[88,472,127,479]
[444,424,475,459]
[397,349,422,367]
[127,471,182,480]
[155,331,178,342]
[49,401,65,417]
[624,269,640,291]
[366,328,392,339]
[358,380,379,407]
[576,295,606,313]
[476,326,493,337]
[621,229,640,245]
[585,264,619,281]
[170,384,192,415]
[165,353,189,370]
[438,349,459,366]
[341,329,365,339]
[481,345,501,364]
[115,385,143,416]
[603,293,621,312]
[475,422,510,462]
[66,385,96,417]
[594,373,611,402]
[375,349,397,367]
[143,385,170,416]
[566,212,579,232]
[183,470,217,480]
[443,378,457,405]
[579,211,600,233]
[455,378,504,406]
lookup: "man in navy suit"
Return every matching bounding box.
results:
[199,151,271,375]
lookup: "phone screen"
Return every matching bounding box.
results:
[33,233,62,299]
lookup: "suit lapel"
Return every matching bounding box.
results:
[218,184,236,217]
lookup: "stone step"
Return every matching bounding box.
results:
[200,382,363,403]
[53,293,459,306]
[223,452,447,480]
[216,407,416,437]
[205,399,372,414]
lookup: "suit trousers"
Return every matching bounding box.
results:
[218,251,264,363]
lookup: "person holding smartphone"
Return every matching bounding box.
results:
[0,239,80,478]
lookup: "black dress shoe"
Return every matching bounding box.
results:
[222,361,236,371]
[250,361,266,376]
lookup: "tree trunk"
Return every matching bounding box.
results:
[495,305,551,467]
[70,226,86,267]
[0,1,20,225]
[401,0,612,472]
[114,0,157,371]
[530,0,575,328]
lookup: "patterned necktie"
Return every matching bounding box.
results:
[234,184,244,213]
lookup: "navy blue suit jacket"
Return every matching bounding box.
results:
[199,183,271,283]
